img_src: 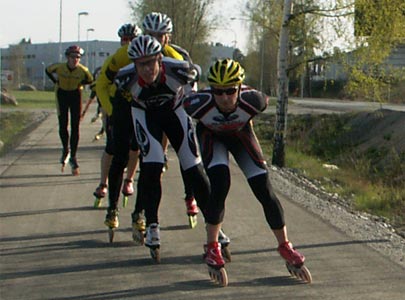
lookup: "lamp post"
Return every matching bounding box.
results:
[78,11,89,41]
[86,28,95,68]
[41,62,46,90]
[59,0,63,61]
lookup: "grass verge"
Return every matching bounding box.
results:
[255,112,405,235]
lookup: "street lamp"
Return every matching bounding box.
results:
[78,11,89,41]
[41,62,46,90]
[86,28,95,68]
[59,0,63,61]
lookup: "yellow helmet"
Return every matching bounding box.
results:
[207,58,245,86]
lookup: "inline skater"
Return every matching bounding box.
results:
[94,24,143,236]
[119,34,210,261]
[183,58,311,286]
[139,12,200,228]
[46,45,93,175]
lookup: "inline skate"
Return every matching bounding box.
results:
[203,229,231,263]
[185,197,198,228]
[93,183,107,208]
[145,223,160,263]
[132,211,146,245]
[69,157,80,176]
[278,241,312,283]
[104,208,119,243]
[60,151,70,173]
[218,229,231,262]
[205,242,228,287]
[121,178,134,208]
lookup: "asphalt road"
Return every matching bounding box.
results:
[0,108,404,299]
[266,97,405,114]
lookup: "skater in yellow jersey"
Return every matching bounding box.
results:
[183,59,312,286]
[46,45,93,175]
[94,24,143,236]
[92,24,143,212]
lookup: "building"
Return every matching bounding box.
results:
[1,40,242,90]
[1,40,120,89]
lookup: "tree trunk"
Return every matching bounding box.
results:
[272,0,293,168]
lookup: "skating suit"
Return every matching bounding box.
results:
[113,57,209,224]
[183,86,285,229]
[45,62,93,158]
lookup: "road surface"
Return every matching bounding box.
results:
[0,108,404,299]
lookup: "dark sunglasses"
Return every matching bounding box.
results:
[211,87,238,96]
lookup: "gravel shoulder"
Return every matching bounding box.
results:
[269,165,405,269]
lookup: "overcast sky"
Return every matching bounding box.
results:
[0,0,249,53]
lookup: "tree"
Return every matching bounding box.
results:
[272,0,293,167]
[346,0,405,102]
[128,0,216,67]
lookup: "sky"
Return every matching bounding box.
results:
[0,0,249,53]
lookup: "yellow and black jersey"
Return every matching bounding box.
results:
[96,42,190,116]
[46,63,93,91]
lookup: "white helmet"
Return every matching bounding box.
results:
[142,12,173,34]
[117,23,142,38]
[127,35,162,60]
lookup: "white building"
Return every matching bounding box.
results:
[1,40,120,89]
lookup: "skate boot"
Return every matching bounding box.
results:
[145,223,161,263]
[93,183,107,208]
[60,151,69,173]
[185,196,199,229]
[91,112,102,123]
[69,157,80,176]
[93,127,104,141]
[205,242,228,287]
[104,209,119,243]
[218,229,232,262]
[131,211,146,245]
[162,153,169,172]
[121,179,134,208]
[278,241,312,283]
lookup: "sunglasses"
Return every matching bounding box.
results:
[211,87,238,96]
[69,55,81,59]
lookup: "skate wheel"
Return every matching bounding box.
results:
[208,267,228,287]
[72,168,80,176]
[222,246,232,263]
[94,197,102,208]
[188,214,198,229]
[123,196,128,208]
[150,248,161,264]
[286,263,312,283]
[133,230,145,245]
[108,228,115,243]
[299,265,312,283]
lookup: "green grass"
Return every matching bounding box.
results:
[7,90,56,109]
[0,111,39,156]
[3,90,91,109]
[255,114,405,230]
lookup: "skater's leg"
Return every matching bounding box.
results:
[139,162,163,225]
[100,151,113,186]
[247,173,285,231]
[206,223,221,244]
[125,149,139,182]
[69,93,81,159]
[182,164,210,215]
[162,133,169,171]
[56,93,69,157]
[180,165,194,200]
